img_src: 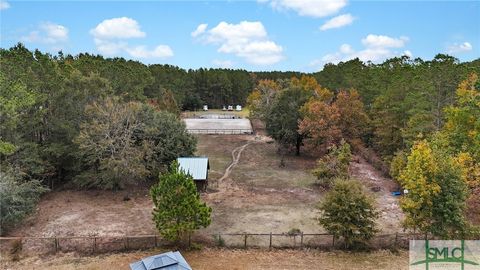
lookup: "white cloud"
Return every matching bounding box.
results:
[311,34,411,68]
[262,0,347,18]
[339,44,353,54]
[193,21,284,65]
[91,17,173,59]
[212,59,234,68]
[125,45,174,58]
[191,23,208,37]
[319,13,354,31]
[40,22,68,42]
[21,22,69,49]
[90,17,145,39]
[361,34,408,48]
[94,39,127,56]
[447,42,473,54]
[0,0,10,10]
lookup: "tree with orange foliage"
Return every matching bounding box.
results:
[335,89,370,141]
[299,99,341,150]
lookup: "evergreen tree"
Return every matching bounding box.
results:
[150,162,212,242]
[0,170,48,235]
[265,87,311,155]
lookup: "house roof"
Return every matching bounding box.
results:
[129,251,192,270]
[177,157,209,180]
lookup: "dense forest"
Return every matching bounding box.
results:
[1,43,479,236]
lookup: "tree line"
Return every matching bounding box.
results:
[1,42,479,239]
[248,62,479,241]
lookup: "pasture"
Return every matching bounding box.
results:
[6,134,402,240]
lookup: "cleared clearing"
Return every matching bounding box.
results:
[6,135,403,240]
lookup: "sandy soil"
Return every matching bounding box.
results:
[1,248,409,270]
[7,190,156,237]
[350,157,405,233]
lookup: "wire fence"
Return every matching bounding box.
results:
[187,129,253,135]
[0,232,421,256]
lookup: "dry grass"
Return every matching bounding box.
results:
[1,248,409,270]
[4,134,404,261]
[231,141,317,189]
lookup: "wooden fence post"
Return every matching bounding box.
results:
[154,235,157,247]
[394,233,398,249]
[332,235,335,247]
[54,237,58,253]
[300,232,304,249]
[244,233,247,249]
[124,236,129,250]
[269,232,272,250]
[93,237,97,253]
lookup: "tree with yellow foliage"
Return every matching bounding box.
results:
[399,140,467,238]
[246,79,280,119]
[290,75,333,102]
[442,73,480,189]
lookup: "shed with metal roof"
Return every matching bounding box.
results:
[177,157,209,191]
[129,251,192,270]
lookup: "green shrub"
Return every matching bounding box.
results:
[318,179,379,249]
[312,140,352,188]
[0,171,48,235]
[389,150,407,181]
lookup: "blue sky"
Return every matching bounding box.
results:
[1,0,479,71]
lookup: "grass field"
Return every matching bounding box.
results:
[1,248,410,270]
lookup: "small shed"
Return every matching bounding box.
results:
[236,105,242,111]
[203,105,208,111]
[177,157,209,191]
[227,105,233,111]
[130,251,192,270]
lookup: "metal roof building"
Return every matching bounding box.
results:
[177,157,209,191]
[177,157,209,180]
[129,251,192,270]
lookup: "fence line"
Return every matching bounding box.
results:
[187,129,253,135]
[0,232,425,256]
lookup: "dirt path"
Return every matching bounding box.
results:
[350,156,404,232]
[217,140,257,183]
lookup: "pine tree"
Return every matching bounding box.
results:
[150,162,212,242]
